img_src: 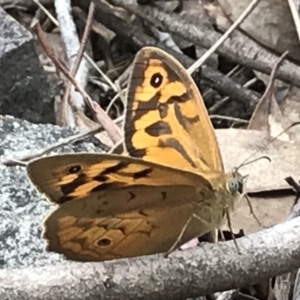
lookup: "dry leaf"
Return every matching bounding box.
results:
[248,52,291,142]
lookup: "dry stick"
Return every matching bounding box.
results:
[31,20,122,144]
[54,0,88,127]
[285,176,300,194]
[106,88,126,114]
[274,177,300,300]
[3,127,103,167]
[188,0,260,73]
[210,115,248,124]
[204,65,243,114]
[209,76,258,114]
[285,177,300,220]
[258,51,290,113]
[215,289,240,300]
[244,194,264,228]
[39,0,124,141]
[61,2,95,126]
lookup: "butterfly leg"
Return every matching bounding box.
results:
[164,214,195,258]
[245,194,265,228]
[165,213,213,258]
[224,206,241,254]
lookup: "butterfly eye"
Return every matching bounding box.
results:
[97,238,112,247]
[150,73,163,88]
[227,178,242,194]
[68,165,82,174]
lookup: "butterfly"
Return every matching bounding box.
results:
[26,47,244,262]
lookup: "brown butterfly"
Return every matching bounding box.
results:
[26,47,244,262]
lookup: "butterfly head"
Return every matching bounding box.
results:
[222,170,247,215]
[227,155,270,196]
[226,170,246,195]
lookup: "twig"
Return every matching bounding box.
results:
[209,72,259,114]
[54,0,88,126]
[106,88,126,114]
[31,20,122,143]
[188,0,260,73]
[237,293,260,300]
[257,51,289,111]
[71,5,120,93]
[210,115,248,124]
[285,176,300,194]
[285,176,300,220]
[215,289,240,300]
[61,2,95,126]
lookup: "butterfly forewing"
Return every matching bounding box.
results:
[124,47,223,173]
[27,153,211,209]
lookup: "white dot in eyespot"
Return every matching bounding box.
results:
[151,73,163,87]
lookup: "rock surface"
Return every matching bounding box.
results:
[0,116,101,269]
[0,7,54,124]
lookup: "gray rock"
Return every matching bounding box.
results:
[0,7,54,124]
[0,116,102,268]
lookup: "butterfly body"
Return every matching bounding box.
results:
[26,47,244,262]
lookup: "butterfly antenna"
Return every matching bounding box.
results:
[236,155,271,173]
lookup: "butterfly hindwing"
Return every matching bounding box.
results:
[43,185,198,261]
